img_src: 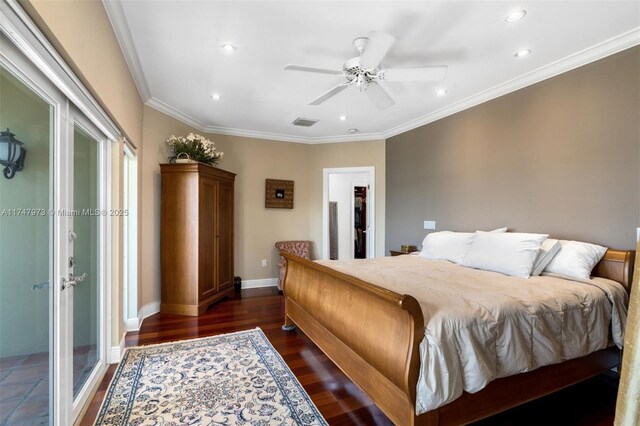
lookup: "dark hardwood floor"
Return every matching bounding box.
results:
[81,287,618,425]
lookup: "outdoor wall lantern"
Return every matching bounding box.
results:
[0,128,26,179]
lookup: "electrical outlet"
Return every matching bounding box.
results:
[424,220,436,230]
[261,259,267,267]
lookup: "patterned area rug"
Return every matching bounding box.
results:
[95,328,327,425]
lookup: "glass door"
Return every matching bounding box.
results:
[1,30,110,425]
[0,60,54,426]
[67,113,108,421]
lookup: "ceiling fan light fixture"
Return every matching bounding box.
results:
[222,43,236,52]
[505,10,527,23]
[347,128,359,134]
[514,48,532,58]
[435,89,448,96]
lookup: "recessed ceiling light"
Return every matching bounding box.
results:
[222,44,236,51]
[505,9,527,23]
[211,93,222,100]
[339,115,348,121]
[514,48,532,58]
[347,128,359,134]
[435,89,448,96]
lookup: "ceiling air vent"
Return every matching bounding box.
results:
[292,117,319,127]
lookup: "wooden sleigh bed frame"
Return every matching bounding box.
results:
[280,249,635,425]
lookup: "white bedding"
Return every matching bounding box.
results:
[315,256,628,414]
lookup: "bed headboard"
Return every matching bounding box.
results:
[592,249,636,292]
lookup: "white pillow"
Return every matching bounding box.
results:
[530,238,562,276]
[542,240,607,280]
[462,231,549,278]
[419,231,475,264]
[489,227,508,233]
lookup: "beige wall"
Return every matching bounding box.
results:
[203,134,311,282]
[140,106,385,306]
[140,107,202,306]
[308,141,386,259]
[141,106,311,304]
[386,47,640,252]
[21,0,143,144]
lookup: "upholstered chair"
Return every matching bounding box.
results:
[274,240,311,290]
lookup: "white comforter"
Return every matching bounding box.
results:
[316,256,628,414]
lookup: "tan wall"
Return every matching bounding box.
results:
[308,141,386,258]
[204,134,311,282]
[141,106,311,304]
[21,0,143,144]
[140,107,202,306]
[386,47,640,252]
[140,106,385,305]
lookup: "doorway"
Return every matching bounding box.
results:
[322,167,375,260]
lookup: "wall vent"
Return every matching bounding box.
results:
[292,117,319,127]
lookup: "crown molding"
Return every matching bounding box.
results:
[382,27,640,140]
[102,0,151,102]
[111,4,638,146]
[146,97,386,144]
[147,97,210,130]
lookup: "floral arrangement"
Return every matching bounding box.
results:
[166,133,223,166]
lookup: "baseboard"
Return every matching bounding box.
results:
[109,333,126,364]
[124,300,161,332]
[242,278,278,289]
[124,317,141,332]
[139,300,161,320]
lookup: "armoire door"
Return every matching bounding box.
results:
[199,177,218,299]
[216,181,234,290]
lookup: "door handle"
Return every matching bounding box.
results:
[31,281,50,291]
[60,273,88,291]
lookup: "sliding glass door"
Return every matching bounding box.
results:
[0,29,110,425]
[0,60,54,426]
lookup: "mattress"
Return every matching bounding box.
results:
[315,255,628,414]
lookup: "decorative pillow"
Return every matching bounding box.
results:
[419,231,475,264]
[542,240,607,280]
[461,231,549,278]
[530,238,562,276]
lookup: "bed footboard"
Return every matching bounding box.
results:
[281,253,429,426]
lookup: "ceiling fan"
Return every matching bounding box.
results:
[285,32,447,110]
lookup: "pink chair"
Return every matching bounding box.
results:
[275,240,311,290]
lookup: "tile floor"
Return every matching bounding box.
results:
[0,345,96,425]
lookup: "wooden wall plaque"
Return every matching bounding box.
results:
[265,179,294,209]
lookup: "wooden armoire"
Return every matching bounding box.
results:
[160,163,235,316]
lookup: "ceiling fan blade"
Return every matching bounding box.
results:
[360,32,395,69]
[285,64,343,76]
[381,66,448,81]
[366,82,395,110]
[309,83,350,105]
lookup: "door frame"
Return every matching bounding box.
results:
[322,166,375,260]
[122,144,139,331]
[67,110,111,422]
[1,1,118,424]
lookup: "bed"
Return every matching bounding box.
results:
[280,248,635,425]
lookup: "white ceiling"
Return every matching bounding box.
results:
[104,1,640,144]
